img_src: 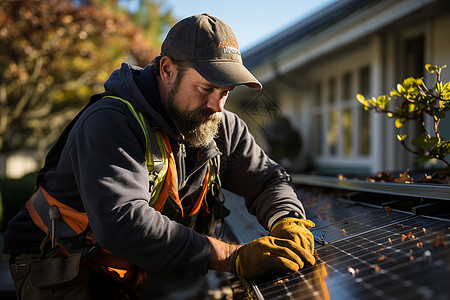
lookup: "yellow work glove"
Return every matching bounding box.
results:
[269,217,316,258]
[234,235,313,279]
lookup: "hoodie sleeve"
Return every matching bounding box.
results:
[217,111,306,230]
[67,101,210,274]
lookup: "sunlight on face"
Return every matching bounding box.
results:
[166,68,230,148]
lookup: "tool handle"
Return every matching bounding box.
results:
[49,205,60,248]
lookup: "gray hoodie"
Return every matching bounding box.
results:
[4,63,305,276]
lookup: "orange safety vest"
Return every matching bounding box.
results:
[25,97,220,286]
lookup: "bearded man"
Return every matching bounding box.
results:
[4,14,316,299]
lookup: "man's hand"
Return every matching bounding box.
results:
[234,217,316,279]
[234,235,314,279]
[270,218,315,256]
[207,218,315,280]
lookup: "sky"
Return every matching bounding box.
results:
[122,0,337,52]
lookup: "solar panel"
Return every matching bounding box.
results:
[311,208,412,246]
[301,191,376,225]
[250,214,450,300]
[221,185,450,299]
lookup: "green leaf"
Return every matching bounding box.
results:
[395,118,405,128]
[436,140,450,156]
[390,90,400,98]
[428,137,440,149]
[413,155,432,164]
[436,110,447,119]
[397,134,407,141]
[377,95,390,110]
[411,135,429,150]
[442,82,450,94]
[425,64,437,73]
[356,94,366,106]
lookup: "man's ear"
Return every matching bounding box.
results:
[159,56,177,86]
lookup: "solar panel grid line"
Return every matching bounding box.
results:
[232,184,450,300]
[251,267,331,300]
[320,249,448,298]
[321,219,449,273]
[251,259,448,299]
[306,200,376,224]
[255,275,298,300]
[315,217,450,299]
[249,214,450,299]
[320,245,417,298]
[311,209,414,246]
[333,225,427,260]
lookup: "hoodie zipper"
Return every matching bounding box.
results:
[177,138,221,190]
[178,142,187,189]
[184,146,221,184]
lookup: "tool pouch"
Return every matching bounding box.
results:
[10,235,91,300]
[30,252,89,289]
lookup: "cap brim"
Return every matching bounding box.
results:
[190,60,262,90]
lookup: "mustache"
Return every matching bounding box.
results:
[188,107,222,123]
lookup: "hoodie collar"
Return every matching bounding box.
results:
[100,62,181,140]
[134,65,179,136]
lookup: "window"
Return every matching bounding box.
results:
[312,65,371,160]
[328,78,336,104]
[404,35,424,78]
[343,72,352,100]
[343,107,353,156]
[326,77,338,155]
[359,66,371,156]
[342,72,353,156]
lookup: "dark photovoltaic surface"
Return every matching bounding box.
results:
[249,188,450,300]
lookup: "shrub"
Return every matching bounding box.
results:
[357,64,450,180]
[0,173,36,231]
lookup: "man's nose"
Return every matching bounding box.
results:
[207,91,228,112]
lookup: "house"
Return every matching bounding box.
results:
[229,0,450,176]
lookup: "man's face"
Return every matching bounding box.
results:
[166,67,234,148]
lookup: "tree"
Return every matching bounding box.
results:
[0,0,161,161]
[130,0,176,45]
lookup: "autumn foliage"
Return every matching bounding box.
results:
[0,0,159,157]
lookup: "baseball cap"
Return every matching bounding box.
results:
[161,13,262,90]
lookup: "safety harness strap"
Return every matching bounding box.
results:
[105,96,164,176]
[26,187,93,256]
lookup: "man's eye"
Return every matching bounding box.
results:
[201,87,213,93]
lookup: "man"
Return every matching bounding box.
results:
[4,13,315,299]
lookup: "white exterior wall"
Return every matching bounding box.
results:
[431,14,450,138]
[233,0,450,176]
[274,44,379,174]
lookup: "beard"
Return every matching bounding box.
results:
[167,84,222,148]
